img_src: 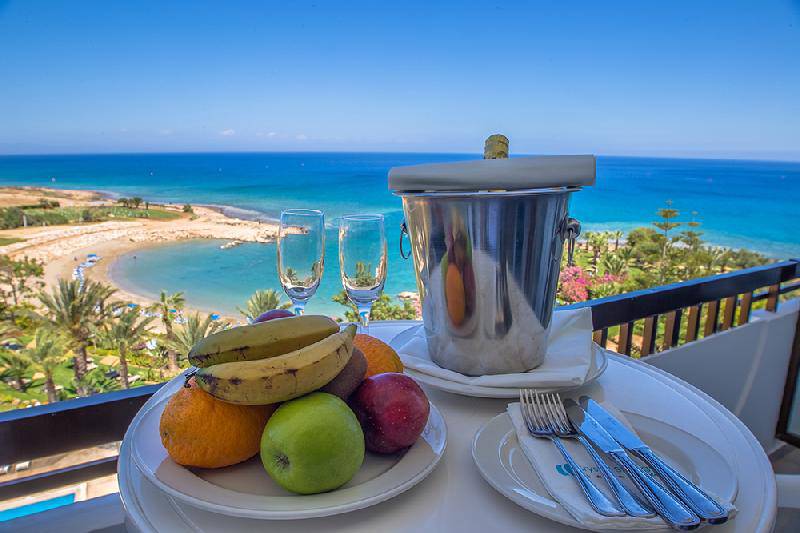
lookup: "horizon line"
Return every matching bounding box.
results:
[1,149,799,165]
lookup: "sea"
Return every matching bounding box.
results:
[1,152,798,317]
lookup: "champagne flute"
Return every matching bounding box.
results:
[277,209,325,315]
[339,214,387,333]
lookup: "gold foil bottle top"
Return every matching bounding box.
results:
[483,134,509,159]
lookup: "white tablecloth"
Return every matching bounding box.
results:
[118,321,776,533]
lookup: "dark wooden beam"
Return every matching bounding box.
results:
[0,384,162,464]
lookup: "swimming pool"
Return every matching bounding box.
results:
[0,493,76,522]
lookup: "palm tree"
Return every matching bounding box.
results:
[97,306,154,389]
[587,232,609,275]
[0,350,31,391]
[148,291,185,372]
[23,328,67,403]
[38,279,115,394]
[166,313,227,363]
[602,254,628,277]
[611,230,624,250]
[238,289,291,321]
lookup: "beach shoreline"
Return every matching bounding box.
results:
[0,186,279,320]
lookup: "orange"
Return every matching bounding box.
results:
[353,334,404,378]
[445,263,466,326]
[159,379,276,468]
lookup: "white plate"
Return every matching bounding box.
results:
[390,324,608,398]
[471,410,738,531]
[129,380,447,520]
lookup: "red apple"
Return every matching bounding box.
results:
[254,309,294,323]
[349,373,430,454]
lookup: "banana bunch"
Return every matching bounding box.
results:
[189,315,339,368]
[194,322,357,405]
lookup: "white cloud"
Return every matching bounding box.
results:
[159,129,173,136]
[268,132,277,137]
[295,134,308,141]
[220,129,236,136]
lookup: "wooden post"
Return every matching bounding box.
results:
[767,284,780,312]
[704,300,720,337]
[618,322,634,355]
[641,316,658,356]
[738,292,753,325]
[686,305,701,342]
[593,328,608,348]
[663,309,682,350]
[720,296,737,331]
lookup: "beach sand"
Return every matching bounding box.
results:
[0,186,279,320]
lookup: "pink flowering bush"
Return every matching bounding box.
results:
[558,267,626,303]
[558,266,589,303]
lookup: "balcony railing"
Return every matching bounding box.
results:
[1,259,799,504]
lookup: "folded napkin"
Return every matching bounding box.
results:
[396,307,595,389]
[507,402,735,530]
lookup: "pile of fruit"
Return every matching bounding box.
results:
[159,312,430,495]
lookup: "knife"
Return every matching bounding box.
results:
[564,399,701,530]
[580,396,729,525]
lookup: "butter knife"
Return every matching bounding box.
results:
[580,396,729,525]
[565,400,701,530]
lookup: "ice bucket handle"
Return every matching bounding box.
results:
[564,217,581,266]
[400,220,411,259]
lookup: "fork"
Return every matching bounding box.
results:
[519,389,624,517]
[526,390,656,518]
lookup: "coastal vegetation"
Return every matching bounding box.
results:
[0,203,180,229]
[0,201,779,412]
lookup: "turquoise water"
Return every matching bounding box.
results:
[0,493,75,522]
[2,152,799,317]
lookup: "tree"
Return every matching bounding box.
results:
[602,253,628,277]
[38,279,115,395]
[166,313,226,362]
[131,197,143,209]
[0,255,44,316]
[147,291,185,372]
[586,232,609,275]
[0,350,31,391]
[611,230,624,250]
[182,204,193,214]
[116,197,130,208]
[96,306,154,389]
[653,201,681,284]
[23,328,67,403]
[238,289,291,321]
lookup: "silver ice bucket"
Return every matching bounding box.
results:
[390,153,594,375]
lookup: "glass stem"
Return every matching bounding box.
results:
[292,300,306,316]
[356,304,371,335]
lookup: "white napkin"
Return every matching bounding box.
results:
[397,307,595,388]
[507,402,736,530]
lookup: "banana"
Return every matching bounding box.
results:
[195,325,357,405]
[188,315,339,368]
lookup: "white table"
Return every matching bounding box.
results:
[119,321,777,532]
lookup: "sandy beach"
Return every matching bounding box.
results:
[0,186,280,318]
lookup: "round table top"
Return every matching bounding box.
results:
[119,321,776,533]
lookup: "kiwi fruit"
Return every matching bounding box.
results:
[319,347,367,400]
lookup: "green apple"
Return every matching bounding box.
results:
[260,392,365,494]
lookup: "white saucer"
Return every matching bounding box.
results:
[390,324,608,398]
[129,377,447,520]
[472,410,738,531]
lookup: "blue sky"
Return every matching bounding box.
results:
[1,1,799,158]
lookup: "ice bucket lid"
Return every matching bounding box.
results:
[388,155,596,192]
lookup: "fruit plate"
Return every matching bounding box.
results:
[389,324,608,398]
[130,377,447,520]
[471,410,738,531]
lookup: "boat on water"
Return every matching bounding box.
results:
[219,240,243,250]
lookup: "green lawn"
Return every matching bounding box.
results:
[0,236,24,246]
